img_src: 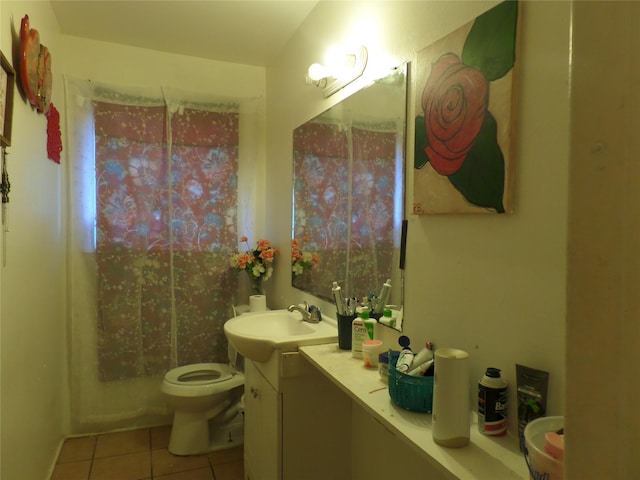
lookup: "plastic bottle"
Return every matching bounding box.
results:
[373,279,392,314]
[395,335,414,373]
[332,281,345,315]
[407,358,434,376]
[411,342,433,367]
[379,308,396,328]
[406,342,433,376]
[378,351,390,383]
[351,310,368,359]
[478,367,508,436]
[361,308,376,340]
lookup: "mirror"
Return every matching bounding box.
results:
[292,63,407,329]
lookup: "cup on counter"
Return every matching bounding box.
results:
[362,339,384,368]
[337,313,356,350]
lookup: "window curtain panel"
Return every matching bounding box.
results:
[65,77,262,432]
[292,121,398,298]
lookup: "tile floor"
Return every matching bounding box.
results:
[50,425,243,480]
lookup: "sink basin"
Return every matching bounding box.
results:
[224,309,338,362]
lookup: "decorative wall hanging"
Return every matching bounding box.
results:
[46,104,62,164]
[20,14,52,114]
[0,50,15,263]
[37,44,52,115]
[0,50,15,148]
[20,15,40,109]
[0,147,9,204]
[413,0,519,214]
[19,14,61,163]
[1,146,9,266]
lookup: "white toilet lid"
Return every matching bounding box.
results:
[164,362,233,386]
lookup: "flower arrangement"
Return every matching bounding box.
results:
[229,236,280,294]
[291,238,320,276]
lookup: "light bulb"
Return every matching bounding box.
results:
[307,63,330,81]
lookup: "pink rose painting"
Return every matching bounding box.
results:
[414,0,519,214]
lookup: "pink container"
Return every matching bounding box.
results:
[524,416,564,480]
[362,340,383,368]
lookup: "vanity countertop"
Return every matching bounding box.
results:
[299,343,529,480]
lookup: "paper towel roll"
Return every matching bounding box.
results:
[249,294,267,312]
[432,348,470,448]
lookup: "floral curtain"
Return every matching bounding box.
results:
[292,121,397,299]
[65,78,262,432]
[94,102,239,381]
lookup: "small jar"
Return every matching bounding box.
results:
[363,339,384,368]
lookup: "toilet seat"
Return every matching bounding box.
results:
[164,363,234,386]
[161,362,245,398]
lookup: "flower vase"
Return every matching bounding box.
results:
[250,277,263,295]
[249,277,266,312]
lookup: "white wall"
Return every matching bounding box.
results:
[0,2,68,479]
[566,2,640,477]
[0,2,267,478]
[266,0,568,444]
[57,36,265,97]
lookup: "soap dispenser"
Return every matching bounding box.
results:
[362,308,376,340]
[380,308,396,328]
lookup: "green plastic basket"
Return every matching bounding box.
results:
[388,351,434,413]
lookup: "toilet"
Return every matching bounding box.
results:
[161,346,245,455]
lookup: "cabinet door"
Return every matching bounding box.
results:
[244,361,281,480]
[281,361,352,480]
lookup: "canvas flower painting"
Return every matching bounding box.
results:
[413,0,519,214]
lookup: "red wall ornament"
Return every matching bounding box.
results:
[19,14,60,162]
[46,103,62,164]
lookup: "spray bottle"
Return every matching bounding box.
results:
[478,367,508,436]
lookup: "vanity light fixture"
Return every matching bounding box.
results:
[306,45,368,97]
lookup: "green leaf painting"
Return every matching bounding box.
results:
[449,112,506,213]
[414,115,429,170]
[413,0,519,214]
[462,0,518,82]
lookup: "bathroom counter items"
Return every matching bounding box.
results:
[299,343,529,480]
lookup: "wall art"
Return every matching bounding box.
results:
[0,50,15,147]
[413,0,519,214]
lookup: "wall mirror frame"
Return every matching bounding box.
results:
[291,62,408,330]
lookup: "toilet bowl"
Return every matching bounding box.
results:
[161,361,245,455]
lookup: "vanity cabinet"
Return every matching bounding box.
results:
[300,344,529,480]
[243,351,351,480]
[244,360,280,480]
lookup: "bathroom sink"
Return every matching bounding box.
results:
[224,309,338,363]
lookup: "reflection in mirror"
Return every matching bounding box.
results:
[292,63,407,329]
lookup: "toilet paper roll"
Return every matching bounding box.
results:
[432,348,470,448]
[249,294,267,312]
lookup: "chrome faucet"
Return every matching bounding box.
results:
[287,303,321,323]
